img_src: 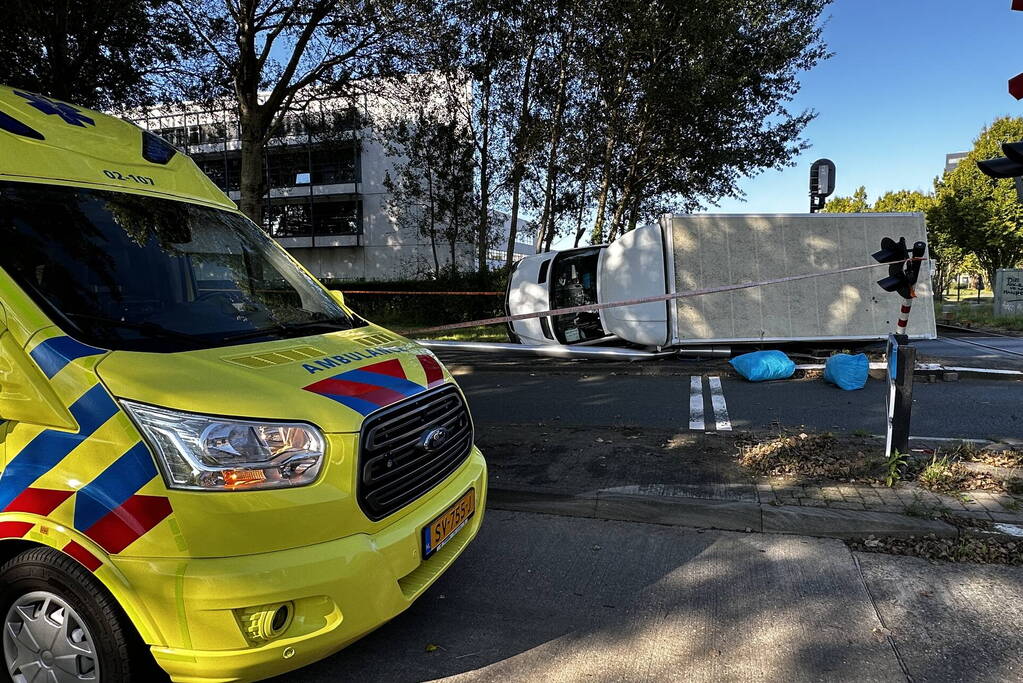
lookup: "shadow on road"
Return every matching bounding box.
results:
[269,510,912,682]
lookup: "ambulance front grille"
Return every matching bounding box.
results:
[357,385,473,521]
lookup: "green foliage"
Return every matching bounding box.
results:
[823,186,870,213]
[935,301,1023,332]
[930,117,1023,286]
[320,277,507,328]
[823,184,974,296]
[0,0,190,110]
[918,454,969,493]
[884,450,910,487]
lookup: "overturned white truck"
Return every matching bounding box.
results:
[506,213,937,348]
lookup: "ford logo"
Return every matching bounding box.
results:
[418,427,450,452]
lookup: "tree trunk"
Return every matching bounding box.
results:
[543,172,558,252]
[238,111,267,226]
[505,40,537,271]
[48,0,72,100]
[477,77,492,277]
[591,132,617,244]
[428,170,440,278]
[537,38,572,255]
[573,178,589,248]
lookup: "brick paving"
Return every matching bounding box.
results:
[759,477,1023,524]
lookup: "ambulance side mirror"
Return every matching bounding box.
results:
[0,327,78,431]
[329,290,346,308]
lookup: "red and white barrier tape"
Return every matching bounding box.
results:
[402,257,929,336]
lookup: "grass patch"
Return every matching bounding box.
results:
[935,301,1023,332]
[367,315,509,342]
[403,324,509,342]
[918,455,970,493]
[948,442,1023,469]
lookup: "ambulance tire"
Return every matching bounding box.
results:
[0,546,168,683]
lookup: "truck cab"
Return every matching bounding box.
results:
[0,86,486,683]
[506,247,607,345]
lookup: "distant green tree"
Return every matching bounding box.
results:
[930,117,1023,287]
[824,186,964,298]
[823,185,869,213]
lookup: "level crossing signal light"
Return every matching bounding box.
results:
[977,141,1023,203]
[872,237,926,299]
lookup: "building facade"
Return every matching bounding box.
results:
[131,95,533,281]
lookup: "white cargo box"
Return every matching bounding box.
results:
[598,213,936,347]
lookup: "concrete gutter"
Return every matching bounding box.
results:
[487,484,964,541]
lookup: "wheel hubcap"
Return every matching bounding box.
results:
[4,591,99,682]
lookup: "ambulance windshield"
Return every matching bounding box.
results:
[0,181,363,352]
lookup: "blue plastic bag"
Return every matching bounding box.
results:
[729,350,796,382]
[823,353,869,391]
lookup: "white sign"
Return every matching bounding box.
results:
[994,268,1023,316]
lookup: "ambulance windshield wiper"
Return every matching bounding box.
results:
[215,318,357,344]
[64,313,208,347]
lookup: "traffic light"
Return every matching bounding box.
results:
[873,237,926,299]
[977,141,1023,179]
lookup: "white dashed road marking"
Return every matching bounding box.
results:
[689,375,704,431]
[688,376,732,432]
[708,376,732,431]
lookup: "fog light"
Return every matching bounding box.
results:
[237,602,293,643]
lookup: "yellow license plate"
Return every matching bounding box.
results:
[422,488,475,558]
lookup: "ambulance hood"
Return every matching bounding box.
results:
[95,325,453,434]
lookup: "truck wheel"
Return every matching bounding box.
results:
[0,546,160,683]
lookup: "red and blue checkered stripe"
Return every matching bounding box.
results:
[304,355,445,415]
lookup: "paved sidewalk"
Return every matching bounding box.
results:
[758,478,1023,525]
[272,511,1023,683]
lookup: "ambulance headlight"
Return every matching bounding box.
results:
[121,401,326,491]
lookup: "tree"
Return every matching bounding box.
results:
[381,104,477,278]
[823,187,965,297]
[0,0,190,110]
[423,0,831,265]
[823,186,870,213]
[931,117,1023,287]
[582,0,830,244]
[167,0,435,225]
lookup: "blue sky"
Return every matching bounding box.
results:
[711,0,1023,213]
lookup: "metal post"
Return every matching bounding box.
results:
[891,341,916,456]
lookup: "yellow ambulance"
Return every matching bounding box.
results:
[0,86,486,682]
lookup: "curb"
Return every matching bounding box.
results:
[486,485,962,540]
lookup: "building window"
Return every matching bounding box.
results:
[266,203,312,238]
[314,200,361,235]
[266,150,310,188]
[311,146,358,185]
[264,199,362,238]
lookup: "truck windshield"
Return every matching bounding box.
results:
[549,247,606,344]
[0,181,362,352]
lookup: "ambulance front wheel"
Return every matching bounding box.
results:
[0,546,164,683]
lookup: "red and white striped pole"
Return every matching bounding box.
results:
[895,296,913,334]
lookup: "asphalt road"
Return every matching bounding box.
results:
[270,510,1023,682]
[916,332,1023,368]
[455,371,1023,442]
